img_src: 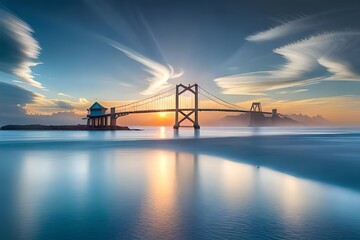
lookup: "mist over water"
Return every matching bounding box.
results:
[1,126,359,142]
[1,127,360,239]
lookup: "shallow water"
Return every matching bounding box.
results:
[1,126,359,142]
[1,127,360,239]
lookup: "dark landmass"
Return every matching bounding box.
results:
[287,113,331,125]
[218,113,250,126]
[219,112,329,126]
[249,113,303,127]
[219,112,303,127]
[0,124,131,130]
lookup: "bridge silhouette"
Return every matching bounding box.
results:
[86,83,278,129]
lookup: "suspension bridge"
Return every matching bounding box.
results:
[85,83,279,129]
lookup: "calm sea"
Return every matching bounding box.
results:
[1,127,360,239]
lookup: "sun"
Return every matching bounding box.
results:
[158,112,167,118]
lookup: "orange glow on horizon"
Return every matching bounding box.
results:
[158,112,167,118]
[24,96,360,126]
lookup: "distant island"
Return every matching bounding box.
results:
[218,112,330,126]
[0,125,131,130]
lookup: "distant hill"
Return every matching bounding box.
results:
[286,114,331,126]
[218,112,329,126]
[218,113,250,126]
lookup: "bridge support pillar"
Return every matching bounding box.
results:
[249,102,264,127]
[174,85,179,129]
[110,107,117,129]
[173,84,200,129]
[272,109,277,125]
[272,109,277,117]
[194,84,200,129]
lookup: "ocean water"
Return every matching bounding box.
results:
[1,127,360,239]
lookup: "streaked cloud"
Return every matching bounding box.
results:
[105,38,183,95]
[0,82,89,117]
[215,71,320,96]
[246,15,313,42]
[278,89,308,94]
[0,82,91,125]
[216,31,360,95]
[119,82,132,87]
[58,92,73,98]
[274,32,360,81]
[0,8,43,88]
[25,95,91,115]
[245,9,347,42]
[79,98,89,103]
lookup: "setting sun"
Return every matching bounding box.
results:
[158,112,167,118]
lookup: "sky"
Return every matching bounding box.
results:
[1,0,360,126]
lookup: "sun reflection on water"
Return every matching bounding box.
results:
[219,159,256,207]
[135,150,179,237]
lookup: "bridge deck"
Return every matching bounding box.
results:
[89,108,273,118]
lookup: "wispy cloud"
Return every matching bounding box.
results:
[278,89,308,94]
[0,82,78,125]
[274,32,360,80]
[0,82,92,125]
[215,71,320,96]
[25,95,91,115]
[105,38,183,95]
[79,98,89,103]
[0,8,43,88]
[216,31,360,95]
[246,15,313,42]
[245,9,346,42]
[58,92,72,98]
[118,82,132,87]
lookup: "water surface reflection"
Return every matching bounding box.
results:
[1,148,360,239]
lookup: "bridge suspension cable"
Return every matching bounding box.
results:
[198,86,246,111]
[114,87,176,112]
[112,84,249,113]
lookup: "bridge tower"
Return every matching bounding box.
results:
[249,102,264,127]
[173,84,200,129]
[250,102,262,112]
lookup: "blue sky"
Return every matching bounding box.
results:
[1,0,360,125]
